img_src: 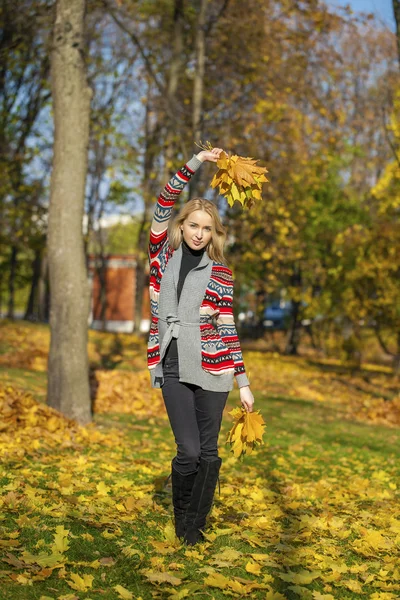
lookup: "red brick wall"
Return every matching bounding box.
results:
[92,267,135,321]
[89,255,152,325]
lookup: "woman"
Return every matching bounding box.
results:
[148,147,254,545]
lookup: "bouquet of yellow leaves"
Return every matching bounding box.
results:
[226,407,266,459]
[197,141,268,209]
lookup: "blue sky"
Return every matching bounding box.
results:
[327,0,395,29]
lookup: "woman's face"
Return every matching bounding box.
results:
[181,210,213,251]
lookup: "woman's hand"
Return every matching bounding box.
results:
[239,386,254,413]
[196,147,224,163]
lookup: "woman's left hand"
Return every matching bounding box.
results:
[239,386,254,413]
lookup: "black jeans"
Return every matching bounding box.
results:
[161,357,229,476]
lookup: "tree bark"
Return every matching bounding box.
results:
[47,0,92,424]
[285,299,301,355]
[134,86,158,332]
[162,0,185,182]
[190,0,207,198]
[6,245,17,319]
[284,266,302,356]
[393,0,400,66]
[24,248,42,321]
[38,252,49,322]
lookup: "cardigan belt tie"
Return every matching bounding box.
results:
[158,313,210,361]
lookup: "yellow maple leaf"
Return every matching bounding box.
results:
[96,481,110,496]
[113,584,133,599]
[204,572,230,589]
[279,570,321,585]
[144,571,182,586]
[265,591,288,600]
[66,572,94,591]
[51,525,70,554]
[245,560,262,575]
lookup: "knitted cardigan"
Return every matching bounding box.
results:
[147,155,249,391]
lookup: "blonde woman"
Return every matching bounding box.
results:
[148,148,254,545]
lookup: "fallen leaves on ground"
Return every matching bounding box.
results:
[0,322,399,599]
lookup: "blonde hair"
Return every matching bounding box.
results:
[169,198,227,264]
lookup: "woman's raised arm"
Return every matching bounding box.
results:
[150,148,223,237]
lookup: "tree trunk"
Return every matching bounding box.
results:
[393,0,400,66]
[38,252,49,322]
[97,230,108,331]
[162,0,184,183]
[24,248,42,321]
[190,0,207,198]
[7,245,17,319]
[47,0,92,424]
[394,331,400,374]
[134,87,158,332]
[284,266,302,356]
[285,299,301,355]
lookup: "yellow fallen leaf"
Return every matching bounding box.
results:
[163,521,177,544]
[288,586,313,599]
[51,525,70,553]
[113,584,133,599]
[21,550,65,568]
[96,481,110,496]
[212,547,242,563]
[343,579,363,593]
[66,573,94,592]
[245,560,262,575]
[124,497,136,511]
[279,570,321,584]
[265,591,288,600]
[144,571,182,586]
[204,572,230,589]
[312,593,335,600]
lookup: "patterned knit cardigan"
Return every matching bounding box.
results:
[147,156,249,389]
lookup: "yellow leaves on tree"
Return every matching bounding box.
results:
[210,151,268,209]
[226,407,266,458]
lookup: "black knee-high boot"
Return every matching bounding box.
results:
[171,464,198,538]
[183,457,221,546]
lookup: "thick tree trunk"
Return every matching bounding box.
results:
[47,0,92,424]
[6,245,17,319]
